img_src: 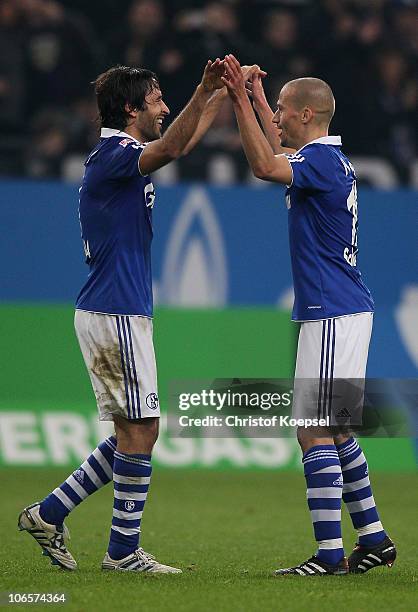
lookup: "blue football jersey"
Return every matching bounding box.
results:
[285,136,374,321]
[76,128,156,316]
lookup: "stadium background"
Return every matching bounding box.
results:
[1,0,417,469]
[0,1,417,609]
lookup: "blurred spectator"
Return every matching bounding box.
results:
[369,48,417,182]
[0,0,24,129]
[309,1,388,154]
[0,0,25,174]
[68,96,100,155]
[109,0,166,67]
[391,4,418,57]
[20,0,103,117]
[0,0,416,183]
[258,9,314,102]
[180,98,249,182]
[108,0,190,116]
[25,109,70,178]
[158,2,257,116]
[199,2,250,61]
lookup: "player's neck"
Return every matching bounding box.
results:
[296,128,329,150]
[123,125,145,142]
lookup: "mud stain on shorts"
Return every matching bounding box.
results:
[91,346,125,392]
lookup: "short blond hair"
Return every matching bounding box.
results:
[283,77,335,126]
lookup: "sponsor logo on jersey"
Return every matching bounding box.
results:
[119,138,136,148]
[333,475,343,486]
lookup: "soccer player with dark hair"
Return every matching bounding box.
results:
[18,60,262,573]
[222,54,396,576]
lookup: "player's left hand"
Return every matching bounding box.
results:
[245,71,268,104]
[201,58,226,92]
[241,64,267,82]
[221,54,247,102]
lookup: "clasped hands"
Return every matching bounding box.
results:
[201,55,267,103]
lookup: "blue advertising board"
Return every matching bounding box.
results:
[1,179,416,377]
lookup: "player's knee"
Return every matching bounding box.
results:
[141,417,159,445]
[333,431,351,447]
[114,415,159,454]
[296,426,308,449]
[296,425,333,454]
[129,417,159,447]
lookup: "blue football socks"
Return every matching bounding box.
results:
[303,444,344,565]
[39,436,116,525]
[107,451,152,560]
[337,437,386,546]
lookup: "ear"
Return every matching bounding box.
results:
[125,103,139,118]
[301,107,314,124]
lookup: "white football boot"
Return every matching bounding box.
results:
[18,502,77,570]
[102,547,182,573]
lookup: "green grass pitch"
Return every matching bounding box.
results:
[1,469,417,611]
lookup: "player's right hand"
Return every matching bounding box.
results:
[241,64,267,82]
[201,58,226,92]
[221,54,247,102]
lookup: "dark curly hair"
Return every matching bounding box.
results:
[93,65,159,130]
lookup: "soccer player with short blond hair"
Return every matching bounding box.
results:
[222,54,396,576]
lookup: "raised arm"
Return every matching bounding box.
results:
[139,59,225,175]
[181,87,228,156]
[182,65,267,156]
[222,54,292,184]
[246,73,296,155]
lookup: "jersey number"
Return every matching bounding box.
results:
[344,180,358,267]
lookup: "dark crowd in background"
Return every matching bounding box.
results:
[0,0,417,184]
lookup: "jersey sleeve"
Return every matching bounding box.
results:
[104,139,147,180]
[285,146,333,192]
